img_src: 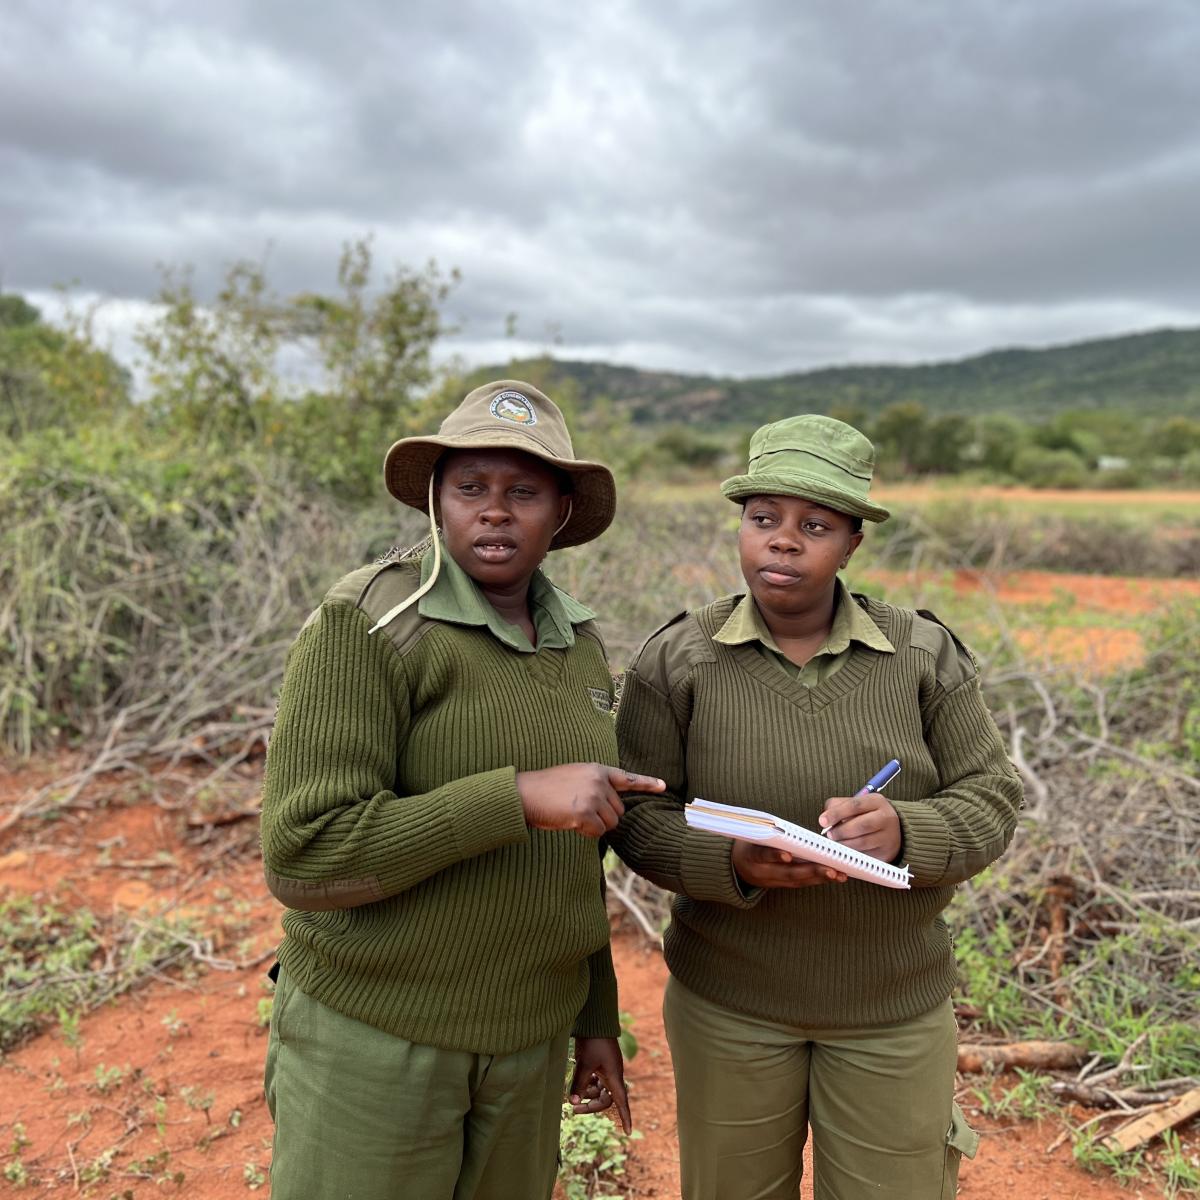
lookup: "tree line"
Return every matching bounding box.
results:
[5,246,1200,497]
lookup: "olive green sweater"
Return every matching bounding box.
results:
[261,559,622,1055]
[610,592,1023,1029]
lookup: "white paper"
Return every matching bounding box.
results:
[686,798,912,890]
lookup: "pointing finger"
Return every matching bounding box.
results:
[610,770,667,793]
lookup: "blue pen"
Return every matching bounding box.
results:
[822,759,902,837]
[856,758,902,796]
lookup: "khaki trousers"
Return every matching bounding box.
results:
[265,968,570,1200]
[663,977,977,1200]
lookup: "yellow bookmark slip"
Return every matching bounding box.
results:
[686,798,912,890]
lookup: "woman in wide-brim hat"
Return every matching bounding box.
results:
[260,380,663,1200]
[609,414,1023,1200]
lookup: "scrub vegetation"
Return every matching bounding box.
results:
[2,251,1198,1194]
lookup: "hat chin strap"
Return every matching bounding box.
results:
[553,498,573,540]
[367,474,443,635]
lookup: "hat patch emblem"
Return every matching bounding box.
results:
[490,391,537,425]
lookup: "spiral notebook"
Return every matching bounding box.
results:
[686,798,913,890]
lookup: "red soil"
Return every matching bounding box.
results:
[0,759,1189,1199]
[862,567,1200,676]
[873,484,1200,509]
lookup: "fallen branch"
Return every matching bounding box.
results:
[606,870,665,947]
[1050,1079,1195,1109]
[957,1040,1088,1073]
[1100,1086,1200,1153]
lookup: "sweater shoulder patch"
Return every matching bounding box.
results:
[629,610,714,695]
[323,563,387,607]
[329,560,428,654]
[912,609,978,690]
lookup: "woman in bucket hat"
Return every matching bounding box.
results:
[260,380,664,1199]
[609,414,1022,1199]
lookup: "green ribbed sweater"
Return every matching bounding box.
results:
[610,592,1023,1029]
[260,560,622,1055]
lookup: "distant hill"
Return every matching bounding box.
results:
[473,327,1200,427]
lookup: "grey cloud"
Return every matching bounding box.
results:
[2,0,1199,374]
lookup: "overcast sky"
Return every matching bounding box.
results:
[3,0,1200,377]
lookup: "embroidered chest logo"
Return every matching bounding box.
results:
[586,687,612,715]
[490,391,537,424]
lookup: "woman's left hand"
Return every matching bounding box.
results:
[570,1036,631,1133]
[818,793,902,862]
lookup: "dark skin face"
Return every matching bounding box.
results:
[436,448,570,643]
[738,494,864,668]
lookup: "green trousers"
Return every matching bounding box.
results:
[663,977,978,1200]
[264,969,570,1200]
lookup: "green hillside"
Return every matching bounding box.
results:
[478,327,1200,426]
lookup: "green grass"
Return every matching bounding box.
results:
[0,896,208,1054]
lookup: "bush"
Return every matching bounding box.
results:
[0,425,423,755]
[1009,445,1089,488]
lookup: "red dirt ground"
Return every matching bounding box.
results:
[861,567,1200,676]
[872,484,1200,509]
[0,758,1190,1199]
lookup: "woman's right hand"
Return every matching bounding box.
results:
[516,765,666,838]
[731,840,848,888]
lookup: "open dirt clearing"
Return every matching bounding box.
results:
[2,758,1183,1199]
[872,484,1200,513]
[859,567,1200,675]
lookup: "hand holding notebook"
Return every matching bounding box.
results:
[685,761,912,890]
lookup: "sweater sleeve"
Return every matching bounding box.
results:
[890,667,1023,888]
[609,661,760,908]
[261,600,529,910]
[573,841,620,1038]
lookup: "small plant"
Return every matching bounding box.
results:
[558,1109,642,1199]
[8,1122,29,1154]
[180,1085,215,1123]
[92,1063,126,1094]
[243,1161,268,1190]
[617,1012,638,1061]
[56,1005,84,1064]
[255,997,274,1028]
[126,1149,171,1179]
[161,1009,189,1038]
[1072,1125,1147,1186]
[969,1068,1053,1121]
[78,1146,117,1184]
[1159,1131,1200,1199]
[3,1159,28,1187]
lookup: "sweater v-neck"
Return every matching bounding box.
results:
[712,596,895,714]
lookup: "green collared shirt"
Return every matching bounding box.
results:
[416,548,595,653]
[713,577,895,686]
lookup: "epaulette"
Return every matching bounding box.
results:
[307,559,430,655]
[912,608,978,689]
[628,608,716,696]
[631,610,690,665]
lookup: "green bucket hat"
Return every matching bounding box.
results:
[383,380,617,550]
[720,414,890,523]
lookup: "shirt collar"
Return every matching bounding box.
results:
[416,545,595,653]
[713,577,895,657]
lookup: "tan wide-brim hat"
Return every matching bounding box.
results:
[383,380,617,550]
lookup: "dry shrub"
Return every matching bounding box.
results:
[0,432,423,761]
